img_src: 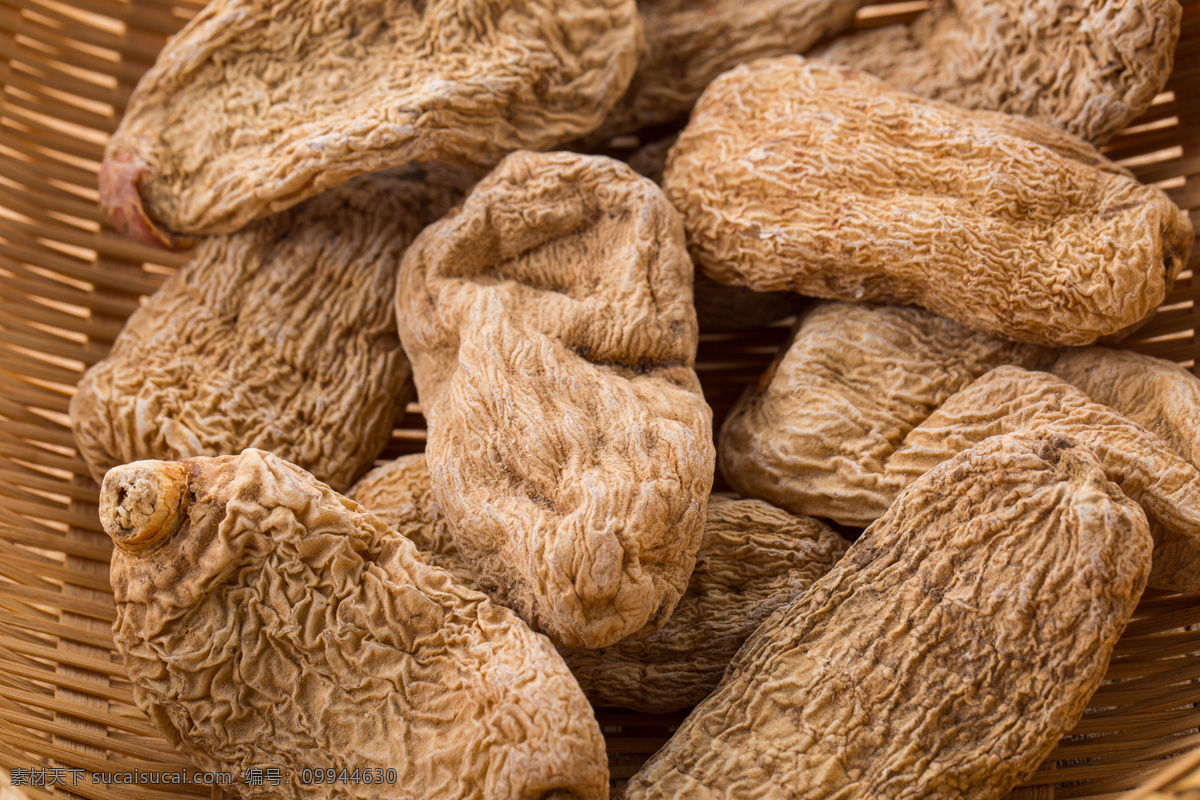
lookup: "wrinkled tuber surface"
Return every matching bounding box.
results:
[721,302,1054,523]
[625,135,807,332]
[560,496,848,712]
[625,433,1152,800]
[349,454,477,587]
[350,455,849,713]
[103,449,609,800]
[100,0,640,245]
[586,0,863,142]
[664,57,1194,346]
[816,0,1181,144]
[396,151,714,649]
[72,167,465,491]
[889,367,1200,592]
[1050,347,1200,466]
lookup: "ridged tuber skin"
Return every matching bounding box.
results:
[721,302,1055,524]
[815,0,1182,145]
[663,57,1194,346]
[584,0,863,142]
[348,454,477,588]
[625,135,808,332]
[560,495,849,713]
[102,449,610,800]
[890,366,1200,592]
[1049,347,1200,466]
[350,455,850,713]
[724,322,1200,589]
[72,167,467,492]
[396,151,715,650]
[99,0,641,246]
[624,432,1153,800]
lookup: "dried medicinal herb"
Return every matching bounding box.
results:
[588,0,862,141]
[890,366,1200,592]
[721,302,1054,524]
[349,454,476,587]
[396,151,715,649]
[625,433,1152,800]
[73,168,463,491]
[1049,347,1200,466]
[663,58,1194,346]
[103,449,610,800]
[350,455,849,713]
[816,0,1182,144]
[100,0,641,246]
[624,134,806,332]
[558,496,848,712]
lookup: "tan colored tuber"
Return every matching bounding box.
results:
[816,0,1182,144]
[1049,347,1200,466]
[663,57,1193,346]
[102,449,609,800]
[72,168,465,492]
[625,433,1152,800]
[396,151,715,649]
[100,0,641,246]
[350,454,849,713]
[720,301,1054,523]
[586,0,863,141]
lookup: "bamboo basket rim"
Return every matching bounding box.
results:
[0,0,1199,798]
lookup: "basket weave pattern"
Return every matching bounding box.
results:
[0,1,1198,797]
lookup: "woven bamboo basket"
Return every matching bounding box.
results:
[0,1,1199,797]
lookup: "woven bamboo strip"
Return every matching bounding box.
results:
[2,110,109,161]
[2,89,116,140]
[3,72,114,129]
[0,175,106,225]
[0,465,101,502]
[0,252,145,311]
[3,710,185,765]
[0,182,97,233]
[4,5,163,64]
[0,338,87,380]
[0,397,72,434]
[3,217,174,264]
[1,617,114,656]
[0,47,124,109]
[0,330,87,372]
[21,0,183,38]
[0,555,110,595]
[0,305,111,354]
[0,441,91,482]
[0,660,127,703]
[0,525,106,562]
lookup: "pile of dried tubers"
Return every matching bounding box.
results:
[77,0,1198,798]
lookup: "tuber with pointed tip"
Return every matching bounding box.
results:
[104,449,610,800]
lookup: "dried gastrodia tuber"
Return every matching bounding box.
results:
[72,168,464,491]
[1049,347,1200,466]
[348,453,477,588]
[625,432,1152,800]
[103,449,609,800]
[816,0,1182,144]
[889,366,1200,592]
[663,57,1194,346]
[350,455,849,713]
[625,135,807,332]
[397,151,715,650]
[586,0,862,142]
[721,301,1054,524]
[100,0,641,247]
[724,326,1200,590]
[559,495,849,713]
